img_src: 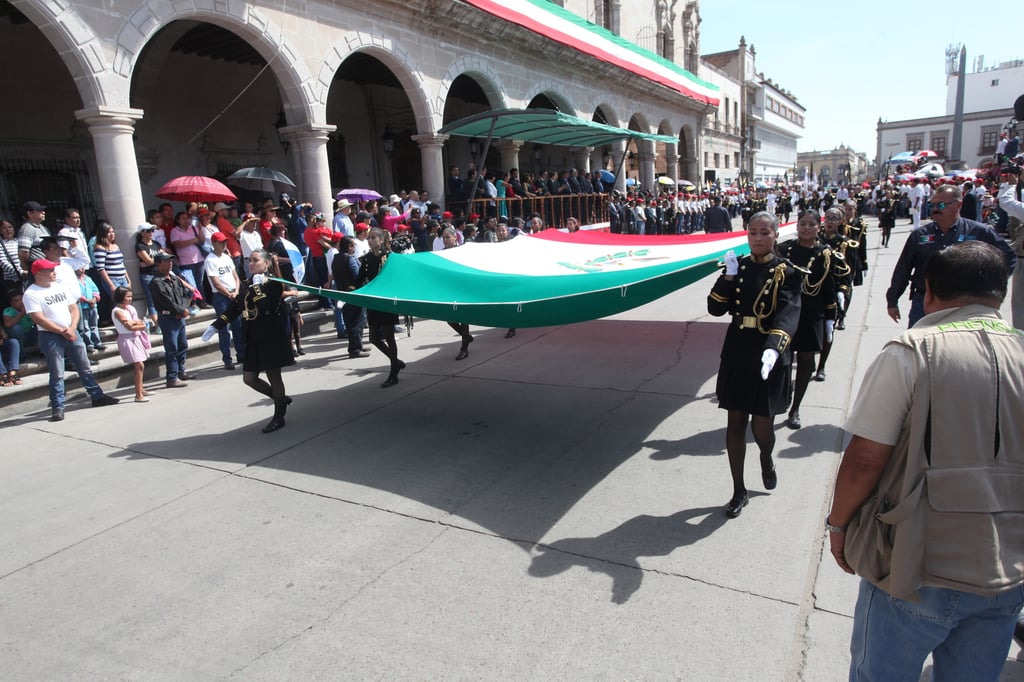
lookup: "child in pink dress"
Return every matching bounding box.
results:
[112,286,152,402]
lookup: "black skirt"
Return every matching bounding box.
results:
[791,315,824,353]
[716,360,791,417]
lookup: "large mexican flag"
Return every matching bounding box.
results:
[283,229,793,329]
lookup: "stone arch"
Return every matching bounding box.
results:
[523,81,577,116]
[11,0,106,108]
[317,31,434,134]
[627,112,652,134]
[590,102,623,129]
[114,3,314,124]
[437,57,509,113]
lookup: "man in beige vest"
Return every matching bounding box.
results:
[827,241,1024,681]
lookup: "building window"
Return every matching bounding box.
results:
[992,79,1000,86]
[932,136,946,157]
[595,0,618,34]
[704,152,709,167]
[980,127,1000,154]
[734,152,740,168]
[714,153,720,168]
[907,138,923,152]
[724,97,730,124]
[724,155,730,169]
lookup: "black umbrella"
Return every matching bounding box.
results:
[226,167,296,194]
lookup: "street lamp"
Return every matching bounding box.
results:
[274,110,289,154]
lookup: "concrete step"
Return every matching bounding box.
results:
[0,298,338,420]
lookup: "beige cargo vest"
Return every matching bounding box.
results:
[846,304,1024,600]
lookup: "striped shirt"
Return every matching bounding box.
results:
[93,246,127,279]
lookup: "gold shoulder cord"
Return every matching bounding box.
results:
[753,263,787,334]
[833,241,852,277]
[803,249,831,296]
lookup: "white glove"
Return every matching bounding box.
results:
[201,326,217,342]
[336,301,344,310]
[760,348,779,380]
[252,274,266,285]
[837,292,846,310]
[724,250,739,276]
[825,319,835,343]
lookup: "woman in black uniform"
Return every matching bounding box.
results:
[815,208,856,381]
[778,209,837,430]
[205,249,295,433]
[358,227,404,387]
[708,211,802,518]
[876,189,896,248]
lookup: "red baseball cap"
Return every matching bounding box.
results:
[31,258,59,274]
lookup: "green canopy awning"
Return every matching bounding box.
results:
[438,108,677,147]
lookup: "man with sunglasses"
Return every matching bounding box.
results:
[886,184,1015,328]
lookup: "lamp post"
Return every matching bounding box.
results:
[274,110,289,154]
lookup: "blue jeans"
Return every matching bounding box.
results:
[851,579,1024,682]
[7,323,37,355]
[341,304,366,355]
[38,330,104,409]
[178,264,203,306]
[157,313,188,380]
[77,305,102,349]
[139,272,158,317]
[211,292,244,364]
[0,336,20,373]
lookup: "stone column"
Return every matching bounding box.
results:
[572,147,593,174]
[74,106,146,296]
[638,139,656,193]
[610,139,628,194]
[281,124,336,215]
[665,142,679,183]
[412,133,449,210]
[494,139,523,175]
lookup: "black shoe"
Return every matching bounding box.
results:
[348,351,370,359]
[381,375,399,388]
[786,412,801,430]
[836,320,846,331]
[505,328,517,338]
[92,394,120,407]
[50,408,65,422]
[813,370,826,382]
[725,493,749,518]
[223,361,235,370]
[762,466,778,490]
[455,348,469,361]
[296,348,306,356]
[396,360,406,370]
[261,417,286,433]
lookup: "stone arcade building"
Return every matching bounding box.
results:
[0,0,717,280]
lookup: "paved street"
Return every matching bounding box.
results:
[2,217,1022,680]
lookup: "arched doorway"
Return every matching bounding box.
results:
[131,21,292,207]
[443,75,499,172]
[327,53,421,196]
[0,1,97,231]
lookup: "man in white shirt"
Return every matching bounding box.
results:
[204,233,243,370]
[56,207,91,267]
[907,179,926,229]
[237,215,264,277]
[23,258,119,421]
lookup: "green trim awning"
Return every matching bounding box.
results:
[438,108,677,148]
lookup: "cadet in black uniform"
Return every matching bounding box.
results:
[814,208,856,381]
[707,211,802,518]
[876,189,896,247]
[778,210,837,429]
[207,249,295,433]
[359,227,405,387]
[842,200,868,288]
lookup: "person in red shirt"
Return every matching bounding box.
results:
[214,202,242,273]
[303,214,333,307]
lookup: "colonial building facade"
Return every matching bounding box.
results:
[0,0,719,259]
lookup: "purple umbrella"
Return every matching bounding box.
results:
[336,188,383,202]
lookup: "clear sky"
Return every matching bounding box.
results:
[697,4,1005,156]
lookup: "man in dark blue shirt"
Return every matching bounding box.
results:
[886,184,1015,327]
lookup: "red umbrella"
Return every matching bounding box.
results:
[913,150,938,159]
[156,176,237,203]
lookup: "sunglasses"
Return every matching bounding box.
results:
[927,201,956,212]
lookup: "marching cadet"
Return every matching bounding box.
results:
[778,209,837,429]
[708,211,802,518]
